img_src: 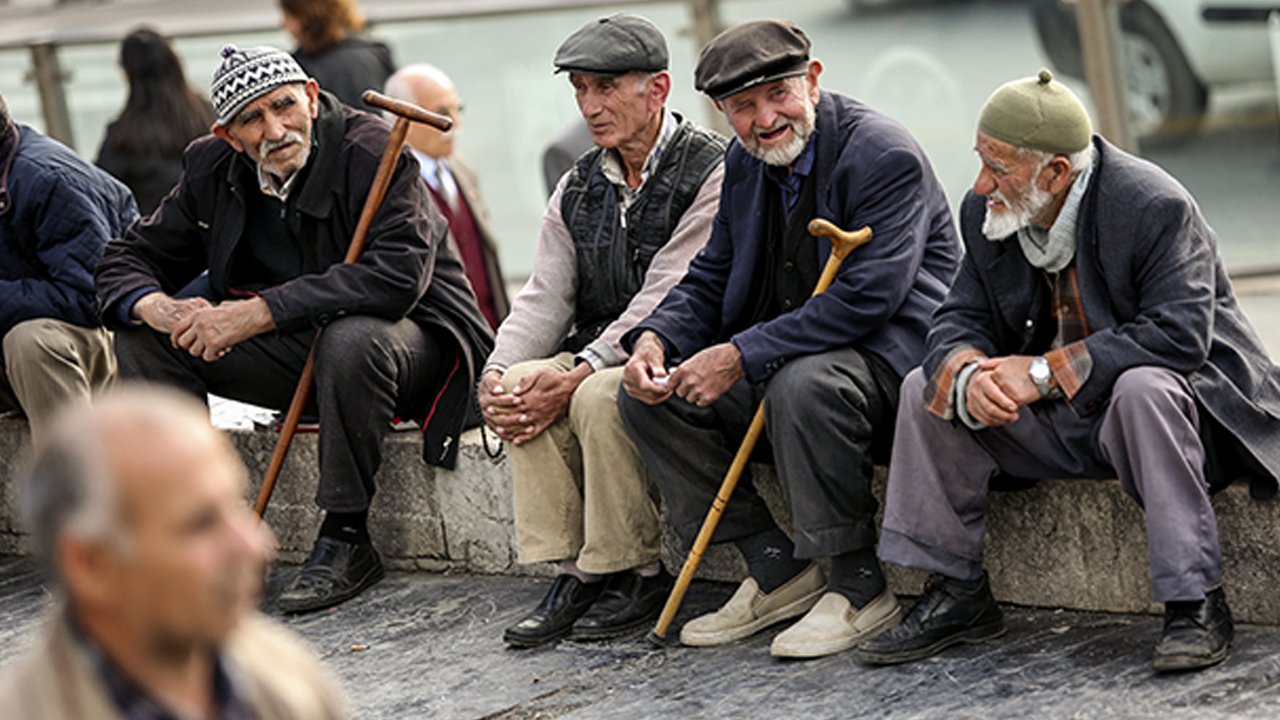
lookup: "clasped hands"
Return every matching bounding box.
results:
[964,355,1049,427]
[133,292,275,362]
[623,331,742,408]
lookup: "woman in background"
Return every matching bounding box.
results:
[96,28,214,216]
[280,0,396,110]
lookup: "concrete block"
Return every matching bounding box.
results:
[2,415,1279,624]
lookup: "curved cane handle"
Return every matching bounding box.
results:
[808,218,872,261]
[361,90,453,131]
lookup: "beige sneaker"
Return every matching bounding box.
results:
[679,564,825,647]
[770,590,902,659]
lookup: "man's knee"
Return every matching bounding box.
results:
[314,316,396,378]
[3,318,73,364]
[1111,367,1194,417]
[766,351,877,417]
[568,367,624,425]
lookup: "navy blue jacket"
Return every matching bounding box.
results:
[626,91,960,382]
[0,124,137,338]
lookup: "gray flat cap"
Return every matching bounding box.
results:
[695,19,811,101]
[553,13,668,76]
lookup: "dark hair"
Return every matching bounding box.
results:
[0,93,11,142]
[280,0,365,55]
[99,28,214,159]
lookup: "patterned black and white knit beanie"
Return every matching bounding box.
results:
[211,44,309,126]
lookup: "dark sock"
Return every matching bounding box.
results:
[948,572,986,593]
[827,547,886,608]
[734,526,809,593]
[319,509,370,545]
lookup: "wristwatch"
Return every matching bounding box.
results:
[1028,355,1053,399]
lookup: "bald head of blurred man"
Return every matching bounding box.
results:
[384,63,462,159]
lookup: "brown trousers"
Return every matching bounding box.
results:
[0,318,116,448]
[504,354,662,574]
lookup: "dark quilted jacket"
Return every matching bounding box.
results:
[0,124,137,337]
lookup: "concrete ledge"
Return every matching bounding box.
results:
[1,417,1277,623]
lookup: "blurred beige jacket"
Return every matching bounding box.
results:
[0,610,349,720]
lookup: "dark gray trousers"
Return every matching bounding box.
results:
[879,366,1223,603]
[618,347,897,559]
[114,315,448,512]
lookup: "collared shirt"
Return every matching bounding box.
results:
[69,616,254,720]
[257,162,301,201]
[410,147,461,204]
[764,134,817,219]
[599,108,678,219]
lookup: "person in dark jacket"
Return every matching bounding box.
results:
[280,0,394,112]
[0,93,136,448]
[96,46,493,614]
[96,27,215,215]
[859,71,1280,673]
[618,20,960,659]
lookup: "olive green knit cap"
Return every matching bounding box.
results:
[978,69,1092,154]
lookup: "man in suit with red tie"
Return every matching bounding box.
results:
[384,64,509,330]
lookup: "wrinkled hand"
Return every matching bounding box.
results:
[483,365,591,445]
[132,292,213,334]
[170,297,275,362]
[478,369,521,437]
[669,342,743,408]
[965,355,1042,426]
[622,331,673,405]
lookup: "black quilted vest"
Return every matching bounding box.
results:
[558,116,726,352]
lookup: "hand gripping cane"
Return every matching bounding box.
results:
[648,218,873,644]
[253,90,453,518]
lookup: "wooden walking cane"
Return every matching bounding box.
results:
[253,90,453,518]
[648,218,873,643]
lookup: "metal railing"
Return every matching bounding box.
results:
[6,0,728,147]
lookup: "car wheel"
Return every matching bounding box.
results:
[1120,3,1209,143]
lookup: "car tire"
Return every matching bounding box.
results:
[1120,2,1209,144]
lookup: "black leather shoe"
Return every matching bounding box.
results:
[504,575,604,648]
[1154,587,1233,672]
[278,537,384,614]
[571,569,674,641]
[858,573,1005,665]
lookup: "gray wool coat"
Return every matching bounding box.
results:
[923,136,1280,499]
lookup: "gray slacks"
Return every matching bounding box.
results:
[879,366,1222,603]
[114,315,449,512]
[619,347,897,559]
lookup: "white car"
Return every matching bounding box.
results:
[1032,0,1279,139]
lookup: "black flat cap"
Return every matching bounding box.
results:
[695,19,812,101]
[553,13,668,76]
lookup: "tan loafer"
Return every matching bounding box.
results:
[770,590,902,659]
[679,564,825,647]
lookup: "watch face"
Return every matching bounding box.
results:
[1030,357,1051,383]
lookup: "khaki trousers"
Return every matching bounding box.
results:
[0,318,116,447]
[504,353,661,574]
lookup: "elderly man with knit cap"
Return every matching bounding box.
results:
[859,70,1280,672]
[96,45,494,614]
[483,13,726,648]
[619,19,959,659]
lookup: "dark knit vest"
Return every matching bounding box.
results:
[558,116,726,352]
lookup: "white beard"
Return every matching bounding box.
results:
[742,99,817,167]
[981,183,1053,241]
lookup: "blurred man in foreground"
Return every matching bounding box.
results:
[0,386,349,718]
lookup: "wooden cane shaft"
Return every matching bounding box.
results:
[653,404,767,638]
[253,347,316,517]
[651,218,872,639]
[253,116,413,519]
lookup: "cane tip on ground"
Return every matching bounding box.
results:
[646,630,679,649]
